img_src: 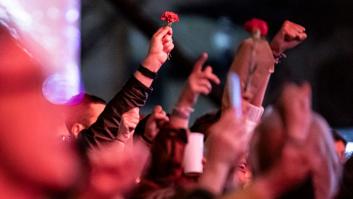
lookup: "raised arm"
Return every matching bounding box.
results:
[136,26,174,88]
[223,20,307,132]
[169,52,220,129]
[198,108,246,195]
[271,20,307,62]
[78,26,174,149]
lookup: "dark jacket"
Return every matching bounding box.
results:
[78,76,152,149]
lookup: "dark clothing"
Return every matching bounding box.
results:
[336,155,353,199]
[129,127,189,199]
[78,76,152,149]
[174,189,215,199]
[190,110,221,138]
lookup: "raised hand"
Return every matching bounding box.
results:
[143,105,169,143]
[88,141,149,197]
[206,108,247,169]
[255,83,313,197]
[142,26,174,72]
[242,140,310,199]
[199,108,246,194]
[271,20,307,56]
[177,52,221,107]
[277,82,312,143]
[117,107,140,144]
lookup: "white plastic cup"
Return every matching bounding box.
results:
[183,132,204,174]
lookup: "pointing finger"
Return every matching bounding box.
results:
[193,52,208,73]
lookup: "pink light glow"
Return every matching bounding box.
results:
[0,0,81,104]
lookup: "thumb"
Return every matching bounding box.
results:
[153,105,163,113]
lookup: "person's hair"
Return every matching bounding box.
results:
[251,109,315,199]
[331,129,347,146]
[145,126,188,184]
[65,93,106,131]
[190,110,221,139]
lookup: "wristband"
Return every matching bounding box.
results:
[273,52,287,64]
[172,107,194,119]
[137,65,157,79]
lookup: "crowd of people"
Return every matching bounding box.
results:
[0,13,352,199]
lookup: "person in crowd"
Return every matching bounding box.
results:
[223,155,252,192]
[249,83,341,199]
[64,92,143,149]
[70,26,176,198]
[77,25,174,150]
[134,105,170,146]
[190,20,308,171]
[186,20,308,194]
[0,18,175,198]
[222,20,307,134]
[0,21,81,199]
[76,141,150,199]
[187,82,341,199]
[65,94,106,138]
[332,129,347,163]
[130,52,221,199]
[0,9,346,199]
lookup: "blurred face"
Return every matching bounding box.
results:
[66,102,105,137]
[88,142,140,197]
[232,158,252,189]
[249,112,285,176]
[0,91,80,188]
[335,140,346,163]
[0,29,80,189]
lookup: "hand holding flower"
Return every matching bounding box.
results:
[141,26,174,72]
[161,11,180,26]
[244,18,269,38]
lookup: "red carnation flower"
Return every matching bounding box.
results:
[244,18,269,37]
[161,11,179,26]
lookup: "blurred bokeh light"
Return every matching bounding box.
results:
[0,0,81,104]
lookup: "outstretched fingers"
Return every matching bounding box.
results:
[203,66,221,85]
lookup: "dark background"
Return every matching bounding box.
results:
[81,0,353,140]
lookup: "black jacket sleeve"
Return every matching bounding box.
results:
[78,76,153,149]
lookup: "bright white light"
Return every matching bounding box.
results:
[65,25,80,39]
[47,7,60,20]
[65,9,79,23]
[0,0,81,104]
[42,37,59,50]
[213,31,231,50]
[42,74,75,104]
[65,62,81,84]
[0,0,33,29]
[346,142,353,158]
